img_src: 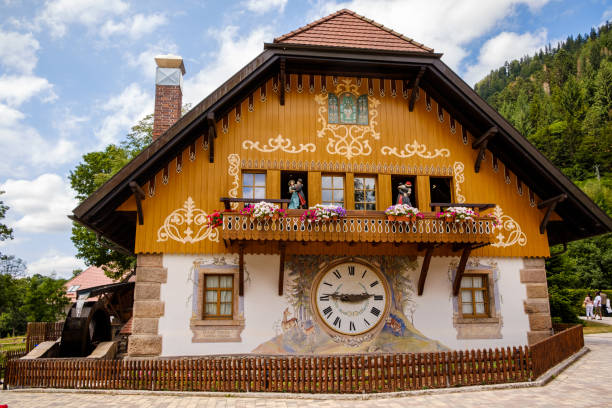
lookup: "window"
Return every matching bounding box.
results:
[354,176,376,210]
[67,285,80,292]
[322,175,344,206]
[204,275,234,319]
[460,275,489,318]
[242,172,266,199]
[430,177,452,204]
[328,92,368,125]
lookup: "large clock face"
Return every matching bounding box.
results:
[313,261,389,336]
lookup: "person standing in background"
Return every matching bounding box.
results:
[584,293,594,320]
[600,291,608,317]
[593,291,602,320]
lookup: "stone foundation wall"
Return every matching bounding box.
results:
[521,258,552,345]
[127,253,166,357]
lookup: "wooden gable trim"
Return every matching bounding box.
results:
[538,194,567,234]
[408,67,425,112]
[128,181,145,226]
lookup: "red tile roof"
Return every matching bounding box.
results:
[64,266,117,302]
[274,9,433,53]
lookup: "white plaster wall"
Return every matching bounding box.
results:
[159,254,292,356]
[159,254,531,356]
[412,256,530,349]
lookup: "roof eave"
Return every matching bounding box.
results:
[264,42,443,59]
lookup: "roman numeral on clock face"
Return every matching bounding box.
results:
[348,266,355,276]
[370,307,381,317]
[370,280,379,288]
[323,306,332,318]
[323,281,332,287]
[363,318,371,326]
[319,295,329,301]
[374,295,383,301]
[362,270,367,278]
[333,316,341,327]
[333,270,341,279]
[349,321,356,331]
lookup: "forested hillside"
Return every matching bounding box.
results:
[475,22,612,322]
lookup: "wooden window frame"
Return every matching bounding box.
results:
[242,171,266,200]
[353,174,377,211]
[203,274,234,320]
[458,273,490,319]
[321,174,345,207]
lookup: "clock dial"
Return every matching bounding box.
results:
[314,261,388,336]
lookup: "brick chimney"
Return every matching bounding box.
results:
[153,55,186,140]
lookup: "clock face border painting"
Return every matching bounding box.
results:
[313,260,389,336]
[252,255,447,355]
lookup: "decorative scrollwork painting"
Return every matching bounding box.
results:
[314,79,381,160]
[381,140,450,159]
[491,206,527,247]
[227,153,240,210]
[157,197,219,243]
[453,161,466,203]
[242,134,316,154]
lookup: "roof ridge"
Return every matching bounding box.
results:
[274,9,434,53]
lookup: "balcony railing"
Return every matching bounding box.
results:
[221,211,496,244]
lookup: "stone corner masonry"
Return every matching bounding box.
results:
[521,257,553,345]
[127,253,166,357]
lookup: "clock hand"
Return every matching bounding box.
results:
[322,292,374,302]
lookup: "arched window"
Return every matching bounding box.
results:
[328,93,339,124]
[328,93,368,125]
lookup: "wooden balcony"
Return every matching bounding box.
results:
[221,211,496,245]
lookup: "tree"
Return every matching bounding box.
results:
[69,114,153,280]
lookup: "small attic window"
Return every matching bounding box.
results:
[328,92,368,125]
[67,285,80,292]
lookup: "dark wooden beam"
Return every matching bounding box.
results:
[238,242,245,296]
[453,246,472,296]
[279,57,286,106]
[278,243,286,296]
[472,127,497,149]
[418,245,435,296]
[537,193,567,234]
[207,111,216,163]
[473,127,497,173]
[128,181,145,225]
[474,141,488,173]
[408,67,425,112]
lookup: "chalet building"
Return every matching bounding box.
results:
[72,10,611,358]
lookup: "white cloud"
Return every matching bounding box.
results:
[95,83,152,145]
[0,106,78,177]
[0,74,55,106]
[35,0,129,38]
[245,0,288,14]
[127,41,179,81]
[0,30,40,74]
[100,13,167,39]
[310,0,550,70]
[27,253,85,279]
[183,25,271,106]
[463,29,547,86]
[0,174,78,234]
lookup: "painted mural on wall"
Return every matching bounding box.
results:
[252,255,447,354]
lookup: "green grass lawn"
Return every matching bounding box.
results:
[582,320,612,335]
[0,336,26,352]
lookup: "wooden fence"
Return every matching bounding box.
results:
[0,348,27,379]
[4,325,583,393]
[25,322,64,352]
[531,324,584,378]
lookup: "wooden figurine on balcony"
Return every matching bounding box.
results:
[396,181,412,206]
[294,178,307,209]
[288,180,300,209]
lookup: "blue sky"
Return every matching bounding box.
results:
[0,0,610,278]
